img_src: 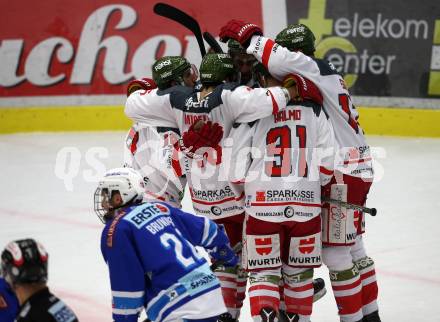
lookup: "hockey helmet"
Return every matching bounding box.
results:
[94,167,145,223]
[199,53,235,85]
[1,239,48,286]
[152,56,193,90]
[275,24,316,56]
[227,39,246,56]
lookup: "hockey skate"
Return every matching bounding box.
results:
[259,307,277,322]
[217,312,238,322]
[312,278,327,302]
[363,310,381,322]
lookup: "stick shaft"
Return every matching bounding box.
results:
[322,197,377,216]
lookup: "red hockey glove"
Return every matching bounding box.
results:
[219,19,263,47]
[283,74,323,105]
[180,121,224,159]
[126,78,157,97]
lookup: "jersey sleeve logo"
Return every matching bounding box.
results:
[106,211,126,247]
[48,301,77,322]
[0,295,7,308]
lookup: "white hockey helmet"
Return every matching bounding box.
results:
[94,167,145,222]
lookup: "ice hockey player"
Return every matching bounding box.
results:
[125,53,297,321]
[219,20,380,322]
[1,239,78,322]
[0,276,19,322]
[228,62,335,322]
[123,77,187,208]
[227,39,257,87]
[94,167,238,322]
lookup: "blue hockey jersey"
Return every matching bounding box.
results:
[0,277,19,322]
[100,202,230,322]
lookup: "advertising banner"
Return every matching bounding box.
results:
[0,0,261,99]
[284,0,440,101]
[0,0,439,136]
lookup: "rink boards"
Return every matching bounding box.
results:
[1,100,439,137]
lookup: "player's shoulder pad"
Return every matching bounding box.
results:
[312,58,340,76]
[205,82,241,108]
[157,84,194,96]
[221,82,241,92]
[296,100,326,118]
[157,85,195,107]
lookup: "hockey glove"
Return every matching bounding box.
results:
[180,121,223,159]
[283,74,323,105]
[219,19,263,47]
[208,245,238,268]
[126,78,157,97]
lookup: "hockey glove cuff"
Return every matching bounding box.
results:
[219,19,263,47]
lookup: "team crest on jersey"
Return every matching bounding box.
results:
[254,237,273,255]
[299,237,316,254]
[256,191,266,202]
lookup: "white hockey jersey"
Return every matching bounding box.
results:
[123,124,186,208]
[239,101,336,223]
[125,83,290,219]
[247,36,373,180]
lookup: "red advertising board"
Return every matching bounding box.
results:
[0,0,262,97]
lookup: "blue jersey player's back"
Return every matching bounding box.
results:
[100,200,235,322]
[0,277,19,322]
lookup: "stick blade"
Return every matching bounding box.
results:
[153,2,206,56]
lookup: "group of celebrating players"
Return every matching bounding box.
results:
[0,19,382,322]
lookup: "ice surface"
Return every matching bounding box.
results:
[1,132,439,321]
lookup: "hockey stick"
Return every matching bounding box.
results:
[322,197,377,216]
[203,31,224,53]
[153,3,206,57]
[210,242,243,271]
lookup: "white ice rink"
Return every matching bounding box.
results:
[1,132,439,321]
